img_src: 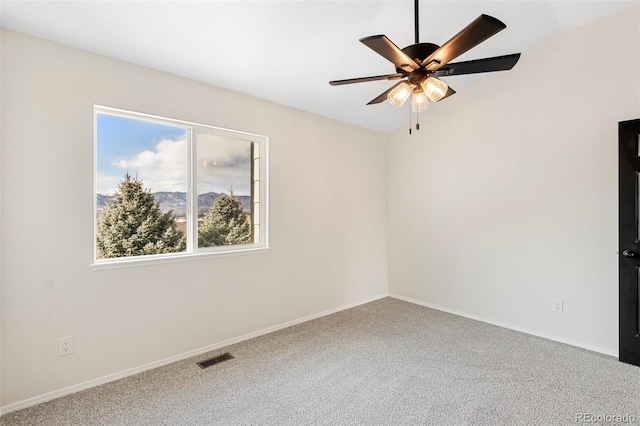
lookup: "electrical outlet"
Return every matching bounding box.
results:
[59,336,74,356]
[552,299,563,314]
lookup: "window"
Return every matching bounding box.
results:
[93,106,268,269]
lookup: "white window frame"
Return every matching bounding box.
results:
[92,106,269,270]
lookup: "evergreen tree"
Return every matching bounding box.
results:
[97,173,186,258]
[198,190,251,247]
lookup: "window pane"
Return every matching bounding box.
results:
[196,133,255,248]
[94,106,267,267]
[95,113,187,259]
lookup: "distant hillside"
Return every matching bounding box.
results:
[97,192,251,218]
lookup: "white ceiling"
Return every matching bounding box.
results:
[1,1,637,133]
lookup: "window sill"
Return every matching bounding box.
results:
[91,246,270,271]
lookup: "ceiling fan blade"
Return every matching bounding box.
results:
[432,53,521,77]
[329,73,404,86]
[421,15,507,71]
[439,86,456,101]
[367,81,405,105]
[360,35,420,72]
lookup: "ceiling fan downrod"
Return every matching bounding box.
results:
[412,0,420,135]
[414,0,419,45]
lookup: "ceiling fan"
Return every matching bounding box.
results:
[329,0,521,122]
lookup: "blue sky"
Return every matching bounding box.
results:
[96,114,187,168]
[96,113,251,196]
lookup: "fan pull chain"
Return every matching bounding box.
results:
[409,109,420,134]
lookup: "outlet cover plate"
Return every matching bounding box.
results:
[552,299,563,314]
[59,336,74,356]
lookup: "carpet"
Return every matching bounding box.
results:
[2,297,639,425]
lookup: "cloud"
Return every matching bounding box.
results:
[96,173,125,196]
[102,136,252,195]
[111,138,187,193]
[196,135,252,195]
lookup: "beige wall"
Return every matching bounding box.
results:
[0,30,388,408]
[388,8,640,355]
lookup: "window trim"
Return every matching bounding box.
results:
[91,105,269,271]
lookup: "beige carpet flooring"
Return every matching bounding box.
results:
[2,297,639,425]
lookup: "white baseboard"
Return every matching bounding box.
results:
[389,293,618,358]
[0,293,389,416]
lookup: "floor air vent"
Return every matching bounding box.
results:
[197,352,234,369]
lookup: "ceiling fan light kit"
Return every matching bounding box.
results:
[422,77,448,102]
[329,0,521,133]
[411,88,429,112]
[387,82,411,107]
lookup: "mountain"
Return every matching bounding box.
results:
[96,193,114,209]
[97,192,251,218]
[154,192,188,217]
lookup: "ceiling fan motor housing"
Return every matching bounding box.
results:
[399,43,439,86]
[400,43,440,71]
